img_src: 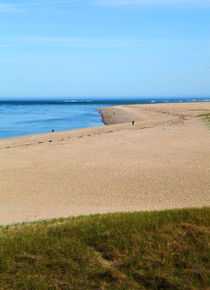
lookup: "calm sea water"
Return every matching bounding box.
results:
[0,97,209,139]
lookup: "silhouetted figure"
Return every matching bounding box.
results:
[132,121,135,126]
[52,129,54,133]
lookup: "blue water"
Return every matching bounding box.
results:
[0,97,209,139]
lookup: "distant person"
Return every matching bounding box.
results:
[52,129,54,133]
[132,121,135,126]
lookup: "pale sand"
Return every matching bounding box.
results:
[0,102,210,225]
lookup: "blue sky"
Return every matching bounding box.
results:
[0,0,210,97]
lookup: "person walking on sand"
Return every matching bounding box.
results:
[132,121,135,126]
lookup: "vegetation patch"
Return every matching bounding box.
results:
[0,207,209,289]
[198,113,210,126]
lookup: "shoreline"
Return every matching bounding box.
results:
[0,101,206,145]
[0,107,179,149]
[0,100,209,142]
[0,102,210,225]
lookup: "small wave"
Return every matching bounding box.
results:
[64,100,92,103]
[151,101,156,103]
[18,117,69,124]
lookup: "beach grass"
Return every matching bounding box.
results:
[198,113,210,126]
[0,207,209,289]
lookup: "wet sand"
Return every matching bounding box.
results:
[0,102,210,225]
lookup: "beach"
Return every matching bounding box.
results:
[0,102,210,225]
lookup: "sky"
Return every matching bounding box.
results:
[0,0,210,98]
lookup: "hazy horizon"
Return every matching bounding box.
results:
[0,96,210,101]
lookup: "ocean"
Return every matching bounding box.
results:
[0,97,209,139]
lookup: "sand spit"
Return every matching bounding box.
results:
[0,102,210,225]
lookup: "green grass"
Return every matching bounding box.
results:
[0,208,209,289]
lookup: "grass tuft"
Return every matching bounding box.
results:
[198,113,210,127]
[0,207,209,289]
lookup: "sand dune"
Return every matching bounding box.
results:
[0,102,210,225]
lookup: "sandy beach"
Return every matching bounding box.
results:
[0,102,210,225]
